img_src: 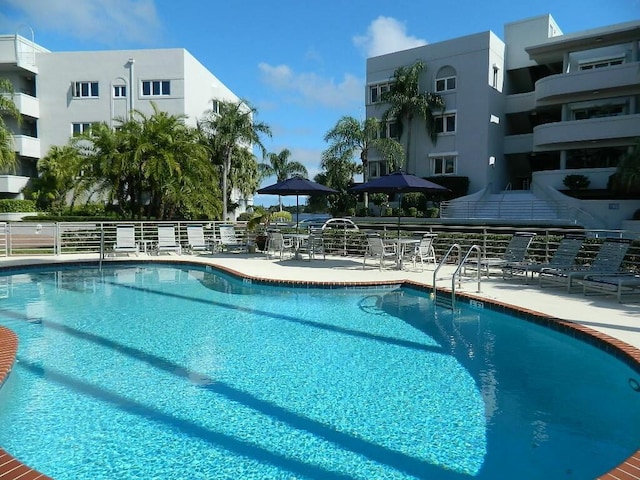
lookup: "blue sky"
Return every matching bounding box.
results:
[0,0,637,206]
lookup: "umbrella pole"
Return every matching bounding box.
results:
[296,195,299,234]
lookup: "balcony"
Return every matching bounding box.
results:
[535,63,640,105]
[504,92,535,114]
[504,134,533,154]
[12,135,40,159]
[533,114,640,150]
[12,93,39,118]
[0,175,30,194]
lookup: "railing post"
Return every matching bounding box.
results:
[55,222,61,255]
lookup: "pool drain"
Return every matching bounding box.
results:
[629,378,640,392]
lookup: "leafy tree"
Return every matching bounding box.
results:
[259,148,308,210]
[381,61,444,167]
[323,116,404,206]
[26,144,83,213]
[615,139,640,194]
[314,150,359,216]
[199,99,271,220]
[0,78,21,173]
[76,104,219,220]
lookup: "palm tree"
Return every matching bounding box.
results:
[0,78,21,173]
[78,104,218,220]
[199,99,272,220]
[259,148,308,210]
[381,60,444,168]
[323,116,404,208]
[28,144,84,213]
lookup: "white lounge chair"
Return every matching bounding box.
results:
[363,234,396,271]
[580,273,640,303]
[156,225,182,255]
[186,225,211,254]
[465,232,536,277]
[219,225,248,253]
[502,234,585,282]
[113,225,139,257]
[539,237,631,292]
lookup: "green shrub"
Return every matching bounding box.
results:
[236,212,254,221]
[424,207,439,218]
[407,207,418,217]
[563,174,590,191]
[0,199,37,213]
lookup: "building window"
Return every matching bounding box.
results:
[378,121,399,140]
[434,112,456,134]
[113,85,127,98]
[492,66,499,89]
[72,122,94,136]
[142,80,171,96]
[431,155,457,175]
[211,99,220,114]
[369,82,392,104]
[435,76,456,92]
[368,161,389,178]
[72,81,99,98]
[573,103,625,120]
[579,57,624,70]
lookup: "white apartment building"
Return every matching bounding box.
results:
[366,15,640,230]
[0,34,250,219]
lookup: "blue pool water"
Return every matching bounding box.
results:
[0,264,639,479]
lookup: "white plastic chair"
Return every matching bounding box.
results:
[266,231,293,259]
[412,233,437,271]
[219,225,248,253]
[363,234,396,270]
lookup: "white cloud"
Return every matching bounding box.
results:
[353,16,427,57]
[3,0,162,46]
[258,62,362,109]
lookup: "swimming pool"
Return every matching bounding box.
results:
[0,263,639,479]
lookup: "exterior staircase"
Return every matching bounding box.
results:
[440,190,570,224]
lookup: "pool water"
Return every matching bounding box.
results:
[0,264,638,479]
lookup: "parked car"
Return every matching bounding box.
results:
[321,218,359,231]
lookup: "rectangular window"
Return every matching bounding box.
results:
[113,85,127,98]
[141,80,171,97]
[435,76,456,92]
[211,99,220,114]
[379,121,399,140]
[431,155,457,175]
[72,81,99,98]
[369,82,392,104]
[435,112,456,134]
[72,122,94,136]
[579,57,625,70]
[492,66,499,88]
[572,104,625,120]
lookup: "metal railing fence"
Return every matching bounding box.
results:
[0,220,638,274]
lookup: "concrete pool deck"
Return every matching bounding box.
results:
[0,252,639,480]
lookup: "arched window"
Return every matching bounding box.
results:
[435,66,456,92]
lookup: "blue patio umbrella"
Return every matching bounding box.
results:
[350,170,449,235]
[257,177,338,231]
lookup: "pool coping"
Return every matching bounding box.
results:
[0,258,638,480]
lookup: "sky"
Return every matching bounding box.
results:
[0,0,638,206]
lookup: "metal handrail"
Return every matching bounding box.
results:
[432,243,482,311]
[432,243,461,310]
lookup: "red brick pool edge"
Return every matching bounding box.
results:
[0,326,53,480]
[0,267,639,479]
